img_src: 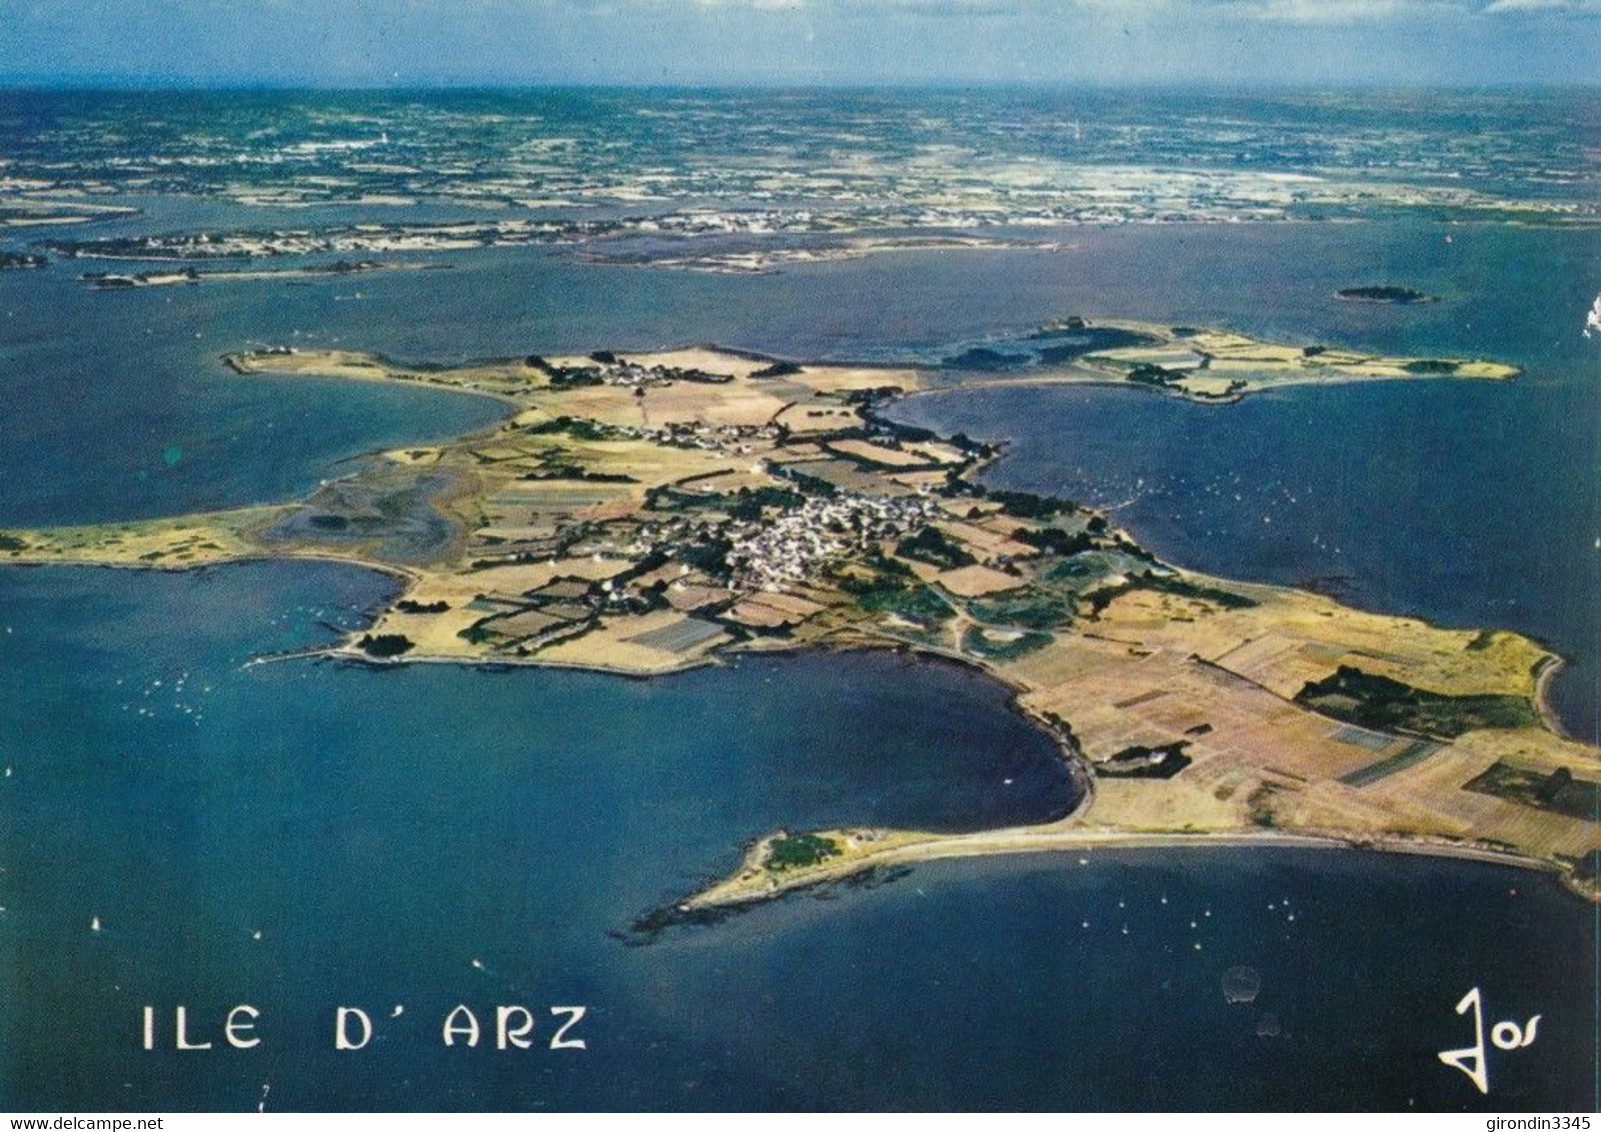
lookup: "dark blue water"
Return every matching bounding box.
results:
[0,563,1591,1111]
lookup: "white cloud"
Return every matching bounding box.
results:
[573,0,1601,19]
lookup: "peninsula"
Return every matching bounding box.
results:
[77,259,429,290]
[3,317,1592,912]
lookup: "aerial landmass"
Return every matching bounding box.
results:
[3,318,1592,917]
[1336,285,1439,305]
[75,259,436,290]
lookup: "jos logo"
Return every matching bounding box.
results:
[1438,986,1541,1095]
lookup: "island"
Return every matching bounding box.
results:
[2,317,1591,920]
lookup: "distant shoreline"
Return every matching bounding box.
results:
[1335,285,1439,305]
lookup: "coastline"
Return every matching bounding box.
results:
[906,362,1518,409]
[4,328,1595,918]
[1534,654,1573,742]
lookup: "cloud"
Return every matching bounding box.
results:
[1483,0,1601,12]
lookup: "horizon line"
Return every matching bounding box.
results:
[3,76,1600,95]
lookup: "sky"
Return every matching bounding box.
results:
[1,0,1598,87]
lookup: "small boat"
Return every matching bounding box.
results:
[90,916,101,932]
